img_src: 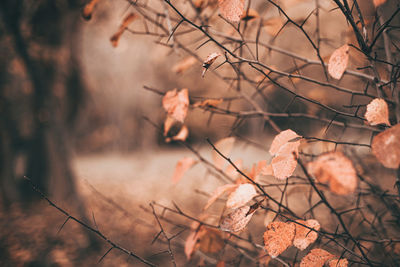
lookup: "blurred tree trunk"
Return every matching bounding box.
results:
[0,0,85,206]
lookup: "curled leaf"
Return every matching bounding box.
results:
[202,52,221,77]
[365,98,390,126]
[212,137,235,169]
[218,0,245,22]
[372,123,400,169]
[220,205,255,232]
[328,44,349,80]
[162,88,189,123]
[204,184,238,210]
[82,0,100,20]
[263,221,295,257]
[110,13,138,47]
[173,56,197,74]
[308,152,357,195]
[293,219,320,250]
[226,184,257,209]
[193,98,223,108]
[300,249,335,267]
[172,157,197,184]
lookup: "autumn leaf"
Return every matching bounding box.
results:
[166,125,189,142]
[270,154,298,180]
[365,98,390,126]
[204,184,238,210]
[198,228,224,254]
[269,129,301,156]
[226,184,257,209]
[202,52,221,77]
[240,9,259,21]
[372,123,400,169]
[172,157,197,184]
[193,98,223,108]
[293,219,320,250]
[328,258,349,267]
[184,230,201,259]
[308,152,357,195]
[162,88,189,123]
[218,0,245,22]
[328,44,349,80]
[300,249,335,267]
[212,137,235,169]
[82,0,100,20]
[220,205,255,232]
[263,221,295,257]
[172,56,197,74]
[110,13,138,47]
[164,115,176,136]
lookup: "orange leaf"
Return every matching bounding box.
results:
[270,154,298,180]
[172,157,197,184]
[162,88,189,123]
[202,52,221,77]
[220,205,255,232]
[212,137,235,169]
[218,0,245,22]
[308,152,357,195]
[373,0,386,8]
[82,0,100,20]
[226,184,257,209]
[263,221,295,257]
[365,98,390,126]
[300,249,335,267]
[328,258,348,267]
[372,123,400,169]
[293,219,320,250]
[269,129,301,156]
[328,44,349,80]
[166,125,189,142]
[241,9,259,21]
[198,228,224,254]
[172,56,197,74]
[110,13,138,47]
[204,184,238,210]
[193,98,223,108]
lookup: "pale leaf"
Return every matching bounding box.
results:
[184,231,200,259]
[365,98,390,126]
[271,154,298,180]
[293,219,320,250]
[308,152,357,195]
[220,205,255,232]
[226,184,257,209]
[168,125,189,142]
[202,52,221,77]
[162,88,189,123]
[204,184,238,210]
[328,44,349,80]
[328,258,348,267]
[263,221,295,258]
[212,137,235,169]
[172,157,197,184]
[372,123,400,169]
[173,56,197,74]
[269,129,301,156]
[218,0,245,22]
[300,249,335,267]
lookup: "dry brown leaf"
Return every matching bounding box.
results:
[193,98,223,108]
[226,184,257,209]
[372,123,400,169]
[218,0,245,22]
[308,152,357,195]
[328,44,349,80]
[166,125,189,142]
[373,0,386,8]
[300,249,335,267]
[293,219,320,250]
[270,154,298,180]
[204,184,238,210]
[328,258,349,267]
[110,13,138,47]
[202,52,221,77]
[263,221,295,257]
[172,56,197,74]
[220,205,255,232]
[212,137,235,169]
[263,17,284,36]
[162,88,189,123]
[82,0,100,20]
[365,98,390,126]
[172,157,197,184]
[198,228,224,254]
[269,129,301,156]
[241,9,259,21]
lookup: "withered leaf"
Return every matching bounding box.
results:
[300,249,335,267]
[293,219,320,250]
[372,123,400,169]
[218,0,245,22]
[162,88,189,123]
[328,44,349,80]
[204,184,238,210]
[328,258,348,267]
[226,183,257,209]
[220,205,255,232]
[193,98,223,108]
[202,52,221,77]
[172,56,197,74]
[365,98,390,126]
[263,221,295,257]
